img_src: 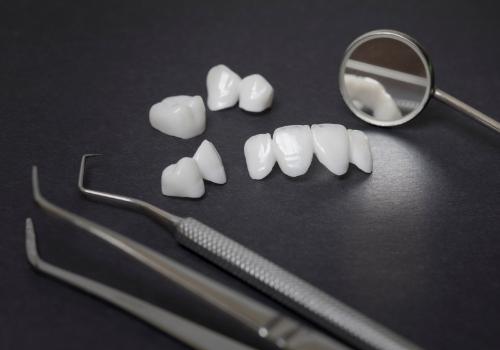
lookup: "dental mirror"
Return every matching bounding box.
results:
[339,29,500,133]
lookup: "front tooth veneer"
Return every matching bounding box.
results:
[244,133,276,180]
[206,64,242,111]
[348,129,373,173]
[161,157,205,198]
[238,74,274,113]
[272,125,313,177]
[311,124,350,176]
[149,95,206,139]
[193,140,227,184]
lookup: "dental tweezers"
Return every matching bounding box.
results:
[78,155,423,350]
[25,218,255,350]
[31,166,350,350]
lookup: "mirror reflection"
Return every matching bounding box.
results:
[342,37,429,122]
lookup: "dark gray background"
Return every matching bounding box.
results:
[1,1,499,349]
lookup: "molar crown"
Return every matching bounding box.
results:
[149,95,206,139]
[161,157,205,198]
[238,74,274,113]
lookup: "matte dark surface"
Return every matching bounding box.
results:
[1,1,499,349]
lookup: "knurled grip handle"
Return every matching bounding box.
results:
[176,218,422,350]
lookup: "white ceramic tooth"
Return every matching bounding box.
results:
[206,64,242,111]
[373,93,402,121]
[161,157,205,198]
[311,124,349,176]
[193,140,227,184]
[348,129,373,173]
[149,95,206,139]
[344,74,401,121]
[345,74,383,107]
[272,125,313,177]
[244,133,276,180]
[238,74,274,112]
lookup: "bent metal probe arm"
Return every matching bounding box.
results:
[32,165,350,350]
[78,154,423,350]
[24,218,255,350]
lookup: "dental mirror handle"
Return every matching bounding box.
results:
[175,218,423,350]
[433,88,500,133]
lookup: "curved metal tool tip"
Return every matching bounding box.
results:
[31,166,42,201]
[32,165,52,209]
[77,154,180,226]
[78,154,103,192]
[22,219,259,350]
[25,218,40,267]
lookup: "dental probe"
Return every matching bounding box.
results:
[78,154,424,350]
[31,166,351,350]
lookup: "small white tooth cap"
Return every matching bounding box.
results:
[149,95,206,139]
[193,140,227,184]
[244,133,276,180]
[161,157,205,198]
[238,74,274,113]
[348,129,373,173]
[272,125,313,177]
[206,64,242,111]
[311,124,350,176]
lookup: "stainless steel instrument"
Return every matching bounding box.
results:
[25,218,256,350]
[78,154,423,350]
[31,165,350,350]
[338,29,499,133]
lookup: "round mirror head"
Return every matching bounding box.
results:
[339,30,434,127]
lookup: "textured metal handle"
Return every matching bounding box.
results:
[176,218,423,350]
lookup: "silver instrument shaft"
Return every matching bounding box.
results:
[33,165,350,350]
[25,218,256,350]
[78,154,422,350]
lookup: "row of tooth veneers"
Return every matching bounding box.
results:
[244,124,372,180]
